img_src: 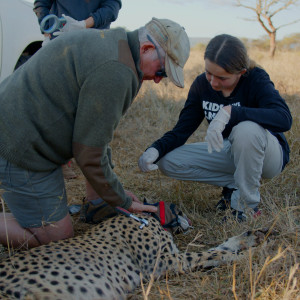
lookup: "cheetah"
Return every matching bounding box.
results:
[0,213,268,300]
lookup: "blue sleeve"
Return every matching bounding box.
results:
[90,0,121,29]
[229,68,292,133]
[33,0,53,24]
[151,76,205,160]
[33,0,121,29]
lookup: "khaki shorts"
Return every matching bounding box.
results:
[0,157,68,228]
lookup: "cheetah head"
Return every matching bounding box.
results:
[143,199,192,235]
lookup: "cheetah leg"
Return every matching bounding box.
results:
[209,228,269,252]
[151,229,269,276]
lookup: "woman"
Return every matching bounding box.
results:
[138,34,292,222]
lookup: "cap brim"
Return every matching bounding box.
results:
[165,55,184,88]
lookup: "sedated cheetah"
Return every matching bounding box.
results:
[0,212,268,300]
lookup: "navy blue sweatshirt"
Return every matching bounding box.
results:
[151,67,292,170]
[34,0,122,30]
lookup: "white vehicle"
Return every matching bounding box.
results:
[0,0,44,83]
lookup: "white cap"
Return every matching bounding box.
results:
[145,17,190,88]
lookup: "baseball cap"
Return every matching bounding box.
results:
[145,17,190,88]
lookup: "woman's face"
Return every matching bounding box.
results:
[205,59,246,96]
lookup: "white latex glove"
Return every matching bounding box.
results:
[138,147,159,172]
[53,14,86,36]
[205,107,230,153]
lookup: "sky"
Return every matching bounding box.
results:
[111,0,300,40]
[27,0,300,40]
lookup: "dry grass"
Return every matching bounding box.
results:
[1,47,299,299]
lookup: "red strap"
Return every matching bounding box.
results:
[159,201,166,226]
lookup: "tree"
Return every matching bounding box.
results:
[235,0,300,57]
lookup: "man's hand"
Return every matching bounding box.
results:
[125,190,158,214]
[138,147,159,172]
[128,201,158,214]
[125,190,140,203]
[53,14,86,36]
[205,107,231,153]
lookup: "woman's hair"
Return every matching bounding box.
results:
[204,34,257,74]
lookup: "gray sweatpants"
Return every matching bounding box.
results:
[157,121,283,212]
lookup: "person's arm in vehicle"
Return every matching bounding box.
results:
[89,0,122,28]
[33,0,53,24]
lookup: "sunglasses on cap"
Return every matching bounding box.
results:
[147,34,168,78]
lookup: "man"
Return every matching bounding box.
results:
[0,18,190,249]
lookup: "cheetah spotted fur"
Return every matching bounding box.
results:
[0,214,268,300]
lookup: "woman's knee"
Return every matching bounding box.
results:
[229,121,267,150]
[157,155,178,176]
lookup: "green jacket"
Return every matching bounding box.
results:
[0,28,143,209]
